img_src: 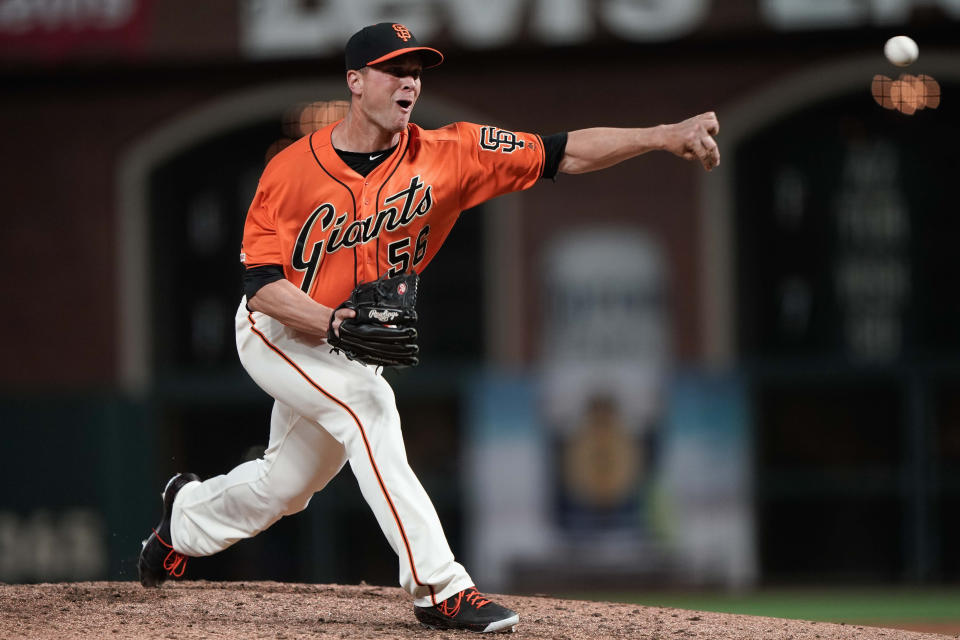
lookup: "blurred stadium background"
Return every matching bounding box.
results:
[2,0,958,632]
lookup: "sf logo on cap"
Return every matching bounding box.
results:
[393,24,412,41]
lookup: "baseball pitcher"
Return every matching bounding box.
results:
[137,22,720,633]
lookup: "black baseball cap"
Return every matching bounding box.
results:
[345,22,444,71]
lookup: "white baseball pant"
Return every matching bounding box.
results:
[167,299,473,606]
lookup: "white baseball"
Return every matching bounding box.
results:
[884,35,919,67]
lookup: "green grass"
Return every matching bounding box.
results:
[564,588,960,623]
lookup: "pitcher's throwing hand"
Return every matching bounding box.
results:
[660,111,721,171]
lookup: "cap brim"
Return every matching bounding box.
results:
[366,46,444,69]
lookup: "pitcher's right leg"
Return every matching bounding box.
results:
[170,401,348,557]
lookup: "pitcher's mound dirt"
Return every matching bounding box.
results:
[0,581,954,639]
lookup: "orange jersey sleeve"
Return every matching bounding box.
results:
[454,122,545,211]
[241,179,284,269]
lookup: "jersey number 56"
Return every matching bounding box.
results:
[387,225,430,276]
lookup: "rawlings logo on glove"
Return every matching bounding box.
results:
[327,272,420,368]
[369,309,401,323]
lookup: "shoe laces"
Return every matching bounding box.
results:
[152,529,188,578]
[437,587,491,618]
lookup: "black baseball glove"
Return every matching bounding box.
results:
[327,272,420,368]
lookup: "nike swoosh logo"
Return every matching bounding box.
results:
[369,153,383,161]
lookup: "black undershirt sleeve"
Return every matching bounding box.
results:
[540,132,568,181]
[244,264,285,300]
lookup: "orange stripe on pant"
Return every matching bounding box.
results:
[247,314,437,605]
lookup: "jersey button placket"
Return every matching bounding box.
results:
[359,182,374,280]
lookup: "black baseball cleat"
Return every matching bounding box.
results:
[138,472,200,588]
[414,587,519,633]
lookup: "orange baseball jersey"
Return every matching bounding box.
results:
[241,121,545,307]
